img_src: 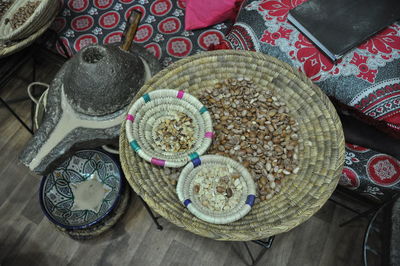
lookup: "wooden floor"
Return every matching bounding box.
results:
[0,54,368,266]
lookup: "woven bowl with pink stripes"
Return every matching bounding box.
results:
[125,89,214,168]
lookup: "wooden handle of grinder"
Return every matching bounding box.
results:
[121,10,142,51]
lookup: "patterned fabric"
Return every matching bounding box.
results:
[341,143,400,202]
[214,0,400,135]
[50,0,229,66]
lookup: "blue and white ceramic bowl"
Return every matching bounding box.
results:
[39,149,124,230]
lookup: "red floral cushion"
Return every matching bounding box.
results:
[341,143,400,202]
[50,0,229,66]
[214,0,400,136]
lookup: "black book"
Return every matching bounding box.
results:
[288,0,400,61]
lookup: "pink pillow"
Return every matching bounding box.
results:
[184,0,243,31]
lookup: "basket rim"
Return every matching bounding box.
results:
[125,89,214,168]
[54,187,130,240]
[176,155,256,224]
[0,10,56,58]
[119,50,345,241]
[0,0,56,41]
[39,149,125,230]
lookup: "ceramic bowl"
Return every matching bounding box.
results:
[39,149,124,230]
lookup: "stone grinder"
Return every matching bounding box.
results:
[20,11,160,174]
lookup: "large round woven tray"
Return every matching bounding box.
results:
[119,50,345,241]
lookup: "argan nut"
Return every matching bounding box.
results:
[169,179,177,186]
[226,188,233,198]
[260,177,268,185]
[197,78,299,202]
[231,173,241,179]
[194,184,200,194]
[216,186,225,193]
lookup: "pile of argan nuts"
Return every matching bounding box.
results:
[0,0,12,21]
[154,112,195,153]
[198,78,300,201]
[9,0,40,30]
[192,166,243,211]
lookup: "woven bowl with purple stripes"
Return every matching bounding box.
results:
[177,155,256,224]
[125,89,214,168]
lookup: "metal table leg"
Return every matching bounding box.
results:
[0,96,33,134]
[0,49,36,135]
[30,56,37,131]
[340,194,400,227]
[242,236,275,266]
[139,196,163,231]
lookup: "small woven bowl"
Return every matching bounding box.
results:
[125,89,214,168]
[0,0,59,41]
[177,155,256,224]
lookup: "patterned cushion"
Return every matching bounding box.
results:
[214,0,400,136]
[50,0,229,66]
[340,143,400,202]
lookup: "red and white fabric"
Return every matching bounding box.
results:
[213,0,400,137]
[341,143,400,202]
[49,0,230,66]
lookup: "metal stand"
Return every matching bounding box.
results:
[139,196,163,231]
[0,49,36,135]
[363,197,395,266]
[242,237,275,266]
[0,96,33,134]
[30,56,37,130]
[339,205,382,227]
[330,189,400,227]
[329,197,362,215]
[136,192,274,265]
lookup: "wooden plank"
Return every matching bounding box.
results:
[159,240,198,266]
[0,218,33,262]
[15,218,68,265]
[128,219,178,266]
[0,173,38,224]
[66,194,154,266]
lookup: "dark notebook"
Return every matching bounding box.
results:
[288,0,400,61]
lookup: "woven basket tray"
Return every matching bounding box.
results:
[119,50,345,241]
[0,6,57,58]
[125,89,213,168]
[0,0,59,41]
[177,155,256,224]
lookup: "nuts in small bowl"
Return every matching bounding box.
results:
[177,155,256,224]
[126,89,214,168]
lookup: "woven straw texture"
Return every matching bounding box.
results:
[126,89,213,168]
[0,0,59,41]
[177,155,256,225]
[0,10,56,58]
[119,50,345,241]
